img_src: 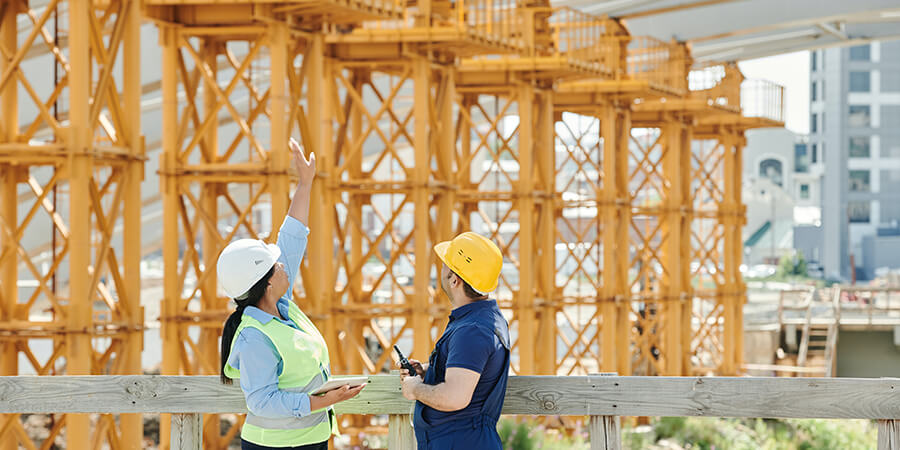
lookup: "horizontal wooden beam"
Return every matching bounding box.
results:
[0,375,897,420]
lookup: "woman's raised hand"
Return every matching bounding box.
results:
[290,138,316,187]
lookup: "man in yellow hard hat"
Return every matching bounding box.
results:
[399,232,510,449]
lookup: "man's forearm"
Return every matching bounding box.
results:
[412,382,463,412]
[288,183,312,225]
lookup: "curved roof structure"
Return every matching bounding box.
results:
[556,0,900,64]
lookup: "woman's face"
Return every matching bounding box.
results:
[267,262,289,299]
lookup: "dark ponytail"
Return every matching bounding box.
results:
[220,266,275,384]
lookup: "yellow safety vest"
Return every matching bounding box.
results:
[225,300,337,447]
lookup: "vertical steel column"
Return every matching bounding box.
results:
[600,105,618,373]
[121,0,143,446]
[721,129,737,375]
[269,23,291,235]
[615,109,632,376]
[67,0,92,446]
[436,68,455,249]
[199,40,221,444]
[160,24,180,448]
[535,91,556,375]
[412,57,432,359]
[0,1,19,397]
[306,34,337,358]
[660,119,684,376]
[679,124,693,375]
[734,135,746,371]
[347,70,365,377]
[516,84,536,374]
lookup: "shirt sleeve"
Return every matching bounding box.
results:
[445,325,496,374]
[276,216,310,300]
[233,328,312,418]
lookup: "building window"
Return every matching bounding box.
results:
[795,143,809,173]
[849,71,871,92]
[822,79,825,100]
[811,81,818,101]
[800,184,810,200]
[883,135,900,158]
[811,113,818,133]
[811,143,818,163]
[811,51,817,71]
[760,159,783,186]
[848,105,870,128]
[850,44,871,61]
[883,70,900,92]
[881,169,900,193]
[849,136,870,158]
[848,201,870,223]
[883,105,900,130]
[849,170,870,192]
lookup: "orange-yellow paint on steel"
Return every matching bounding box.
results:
[0,0,145,448]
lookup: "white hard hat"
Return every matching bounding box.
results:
[217,239,281,299]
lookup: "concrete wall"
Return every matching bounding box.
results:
[861,235,900,279]
[836,330,900,377]
[794,224,825,264]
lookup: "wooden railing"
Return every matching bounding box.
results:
[1,375,898,449]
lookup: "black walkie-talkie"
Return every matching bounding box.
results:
[394,345,418,376]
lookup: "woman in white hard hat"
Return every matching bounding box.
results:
[218,138,364,450]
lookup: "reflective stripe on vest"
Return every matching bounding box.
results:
[244,374,329,429]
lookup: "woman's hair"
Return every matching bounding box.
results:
[220,266,275,384]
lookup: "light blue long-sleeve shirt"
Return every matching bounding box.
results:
[227,215,314,418]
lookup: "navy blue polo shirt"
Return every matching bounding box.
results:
[415,299,510,428]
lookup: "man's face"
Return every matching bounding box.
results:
[439,263,452,299]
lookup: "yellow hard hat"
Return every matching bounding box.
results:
[433,232,503,294]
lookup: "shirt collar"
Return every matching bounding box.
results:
[243,298,291,324]
[449,299,497,321]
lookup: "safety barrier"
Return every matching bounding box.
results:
[627,36,688,94]
[741,78,785,123]
[547,7,623,75]
[0,375,897,449]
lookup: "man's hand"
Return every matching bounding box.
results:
[290,138,316,187]
[400,374,422,401]
[397,358,427,377]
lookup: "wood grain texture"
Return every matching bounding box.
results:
[388,414,416,450]
[0,375,897,420]
[879,420,900,450]
[170,413,202,450]
[590,415,621,450]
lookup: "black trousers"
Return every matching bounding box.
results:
[241,439,328,450]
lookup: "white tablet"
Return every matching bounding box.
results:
[310,377,369,395]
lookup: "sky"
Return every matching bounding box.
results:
[738,51,810,135]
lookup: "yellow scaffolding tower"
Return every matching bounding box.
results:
[1,0,786,446]
[0,0,144,447]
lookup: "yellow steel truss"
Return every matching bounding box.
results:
[0,0,143,447]
[1,0,785,447]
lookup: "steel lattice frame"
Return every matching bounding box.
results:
[1,0,781,446]
[0,0,143,448]
[452,85,556,375]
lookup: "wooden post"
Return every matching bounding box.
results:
[170,413,202,450]
[590,415,622,450]
[879,419,899,450]
[590,372,621,449]
[388,414,416,450]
